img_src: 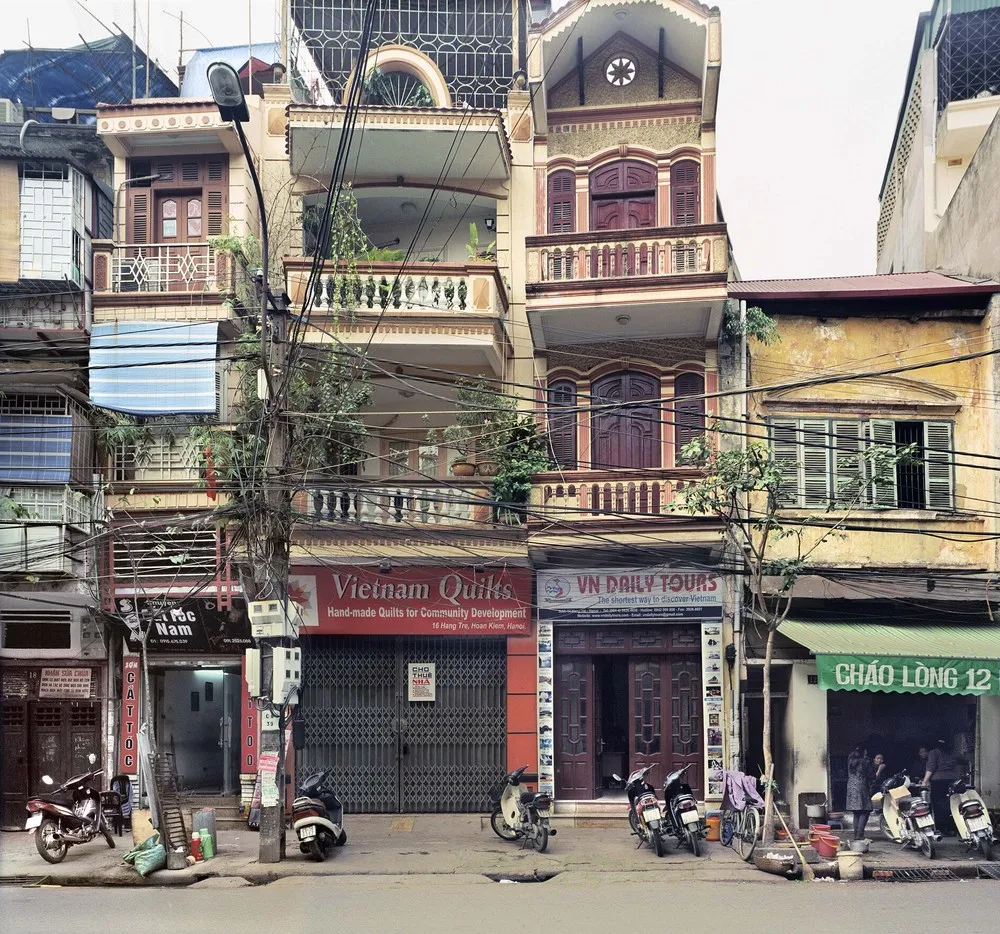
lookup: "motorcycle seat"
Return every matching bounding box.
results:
[896,796,919,813]
[292,796,325,810]
[33,792,75,807]
[519,790,536,804]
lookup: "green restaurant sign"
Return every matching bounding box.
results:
[816,655,1000,696]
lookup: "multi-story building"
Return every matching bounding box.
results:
[0,120,111,827]
[876,0,1000,274]
[730,273,1000,828]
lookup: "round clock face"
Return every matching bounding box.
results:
[606,56,636,87]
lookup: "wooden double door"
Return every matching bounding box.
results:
[554,633,702,801]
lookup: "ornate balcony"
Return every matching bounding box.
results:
[93,241,223,294]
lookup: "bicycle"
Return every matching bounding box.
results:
[721,803,762,861]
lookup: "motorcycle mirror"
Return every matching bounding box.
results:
[612,774,622,782]
[88,753,97,765]
[42,775,54,785]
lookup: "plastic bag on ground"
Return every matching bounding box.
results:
[123,832,167,877]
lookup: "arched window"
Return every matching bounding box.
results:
[548,379,577,468]
[673,372,706,460]
[671,160,701,226]
[548,171,576,233]
[589,160,656,232]
[591,371,660,469]
[363,68,434,107]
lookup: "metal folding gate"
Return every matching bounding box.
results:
[299,636,506,813]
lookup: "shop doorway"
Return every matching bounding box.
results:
[826,690,977,810]
[153,668,240,794]
[299,636,506,813]
[554,625,703,800]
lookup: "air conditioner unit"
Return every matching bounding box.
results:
[271,647,301,705]
[0,99,24,124]
[248,599,302,639]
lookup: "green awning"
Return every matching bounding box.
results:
[781,621,1000,696]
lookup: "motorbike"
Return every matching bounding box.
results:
[662,763,705,856]
[489,765,554,852]
[24,753,117,864]
[871,772,942,859]
[615,765,667,857]
[948,775,996,861]
[292,767,347,862]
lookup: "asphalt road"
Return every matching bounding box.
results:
[6,875,1000,934]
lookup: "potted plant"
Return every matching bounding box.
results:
[440,379,510,477]
[466,222,496,262]
[491,416,552,524]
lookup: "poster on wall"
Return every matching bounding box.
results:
[702,621,725,800]
[38,667,92,698]
[407,663,436,702]
[537,621,554,797]
[537,568,725,623]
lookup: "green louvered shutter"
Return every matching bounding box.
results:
[865,419,898,508]
[769,419,800,506]
[800,419,832,508]
[923,421,955,511]
[832,420,863,506]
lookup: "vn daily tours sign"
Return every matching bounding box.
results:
[817,655,1000,696]
[537,568,725,623]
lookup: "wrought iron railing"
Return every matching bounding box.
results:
[105,243,219,292]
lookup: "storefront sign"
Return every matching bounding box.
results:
[119,655,141,774]
[38,667,93,698]
[817,655,1000,695]
[241,655,259,775]
[407,663,436,702]
[118,597,251,653]
[537,568,725,623]
[289,567,531,636]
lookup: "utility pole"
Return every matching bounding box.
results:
[208,61,293,865]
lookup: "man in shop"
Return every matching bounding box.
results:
[909,745,929,783]
[922,739,962,834]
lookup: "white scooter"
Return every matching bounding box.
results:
[291,768,346,862]
[871,772,941,859]
[488,765,555,852]
[948,775,996,861]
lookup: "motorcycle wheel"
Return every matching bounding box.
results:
[335,829,348,847]
[532,822,549,853]
[103,828,116,849]
[919,834,935,860]
[35,819,68,864]
[490,806,519,841]
[307,836,327,862]
[652,828,665,858]
[879,813,895,843]
[688,828,701,857]
[628,809,641,837]
[979,836,994,861]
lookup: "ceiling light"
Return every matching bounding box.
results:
[615,9,628,20]
[616,314,631,326]
[400,201,417,217]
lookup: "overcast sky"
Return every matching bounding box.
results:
[8,0,931,279]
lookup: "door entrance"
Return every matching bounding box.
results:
[299,636,506,813]
[153,667,240,794]
[554,626,703,800]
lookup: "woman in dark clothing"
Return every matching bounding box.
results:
[846,744,875,841]
[871,752,890,791]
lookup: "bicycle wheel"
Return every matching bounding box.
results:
[720,809,736,847]
[733,807,760,862]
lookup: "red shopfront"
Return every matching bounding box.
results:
[288,565,535,813]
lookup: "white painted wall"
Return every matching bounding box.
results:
[782,662,828,828]
[979,696,1000,808]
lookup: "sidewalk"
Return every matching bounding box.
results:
[0,815,771,887]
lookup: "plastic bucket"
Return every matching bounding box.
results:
[813,833,840,859]
[705,816,721,841]
[837,851,864,881]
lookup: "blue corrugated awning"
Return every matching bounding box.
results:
[89,322,219,416]
[0,414,72,483]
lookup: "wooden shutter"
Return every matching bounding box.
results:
[832,420,863,506]
[800,419,831,508]
[548,380,577,469]
[923,421,954,511]
[548,171,575,233]
[671,160,700,226]
[865,419,899,508]
[205,157,229,238]
[769,419,800,506]
[127,190,150,244]
[673,372,705,459]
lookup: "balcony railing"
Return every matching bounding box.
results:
[285,260,508,318]
[0,526,79,575]
[93,242,222,293]
[3,487,93,529]
[526,224,728,286]
[531,471,705,522]
[295,481,494,527]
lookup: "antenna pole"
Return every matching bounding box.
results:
[145,0,150,97]
[131,0,137,100]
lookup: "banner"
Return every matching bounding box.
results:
[118,597,251,653]
[118,655,141,775]
[816,655,1000,696]
[288,566,531,636]
[537,568,725,623]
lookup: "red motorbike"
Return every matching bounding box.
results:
[25,753,118,864]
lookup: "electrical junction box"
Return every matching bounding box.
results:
[244,648,260,696]
[271,647,301,705]
[249,599,302,639]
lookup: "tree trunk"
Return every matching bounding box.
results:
[761,624,776,844]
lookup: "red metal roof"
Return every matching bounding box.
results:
[729,272,1000,301]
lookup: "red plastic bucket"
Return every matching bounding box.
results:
[812,833,840,859]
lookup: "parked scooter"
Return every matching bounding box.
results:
[488,765,554,852]
[24,753,117,864]
[948,775,996,861]
[292,767,347,862]
[871,772,942,859]
[662,763,705,856]
[615,765,667,857]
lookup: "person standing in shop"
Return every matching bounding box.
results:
[923,738,961,834]
[846,744,875,841]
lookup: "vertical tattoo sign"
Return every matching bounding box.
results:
[119,655,141,775]
[241,654,259,774]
